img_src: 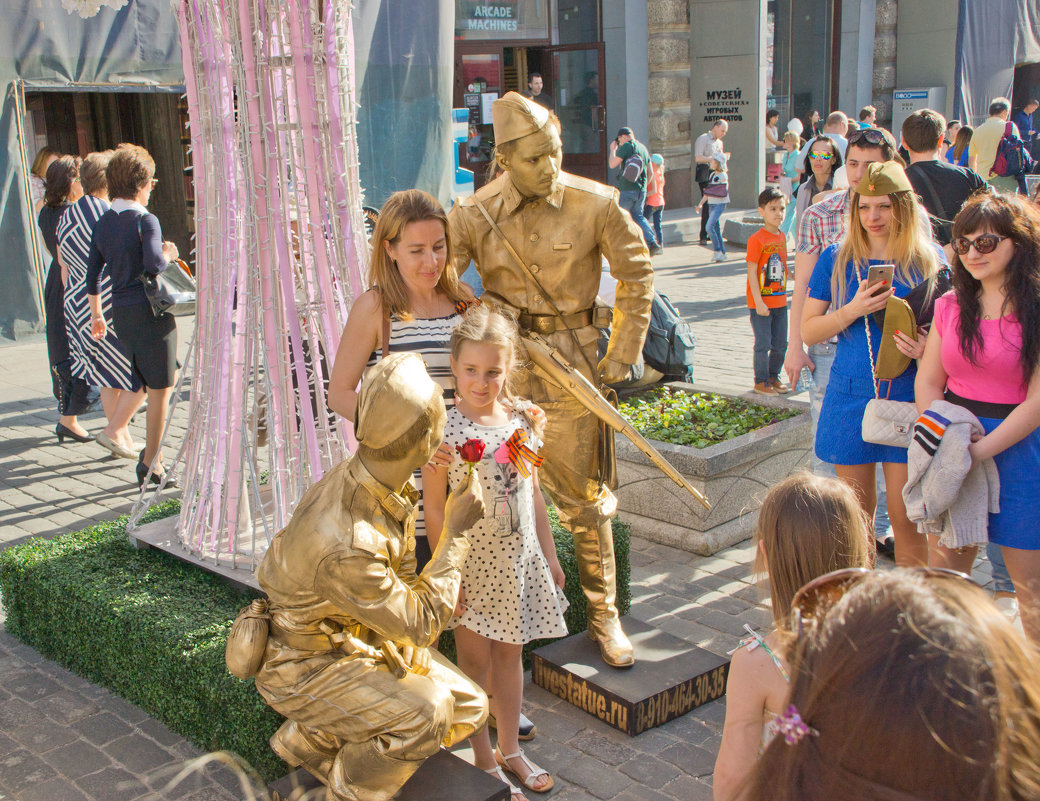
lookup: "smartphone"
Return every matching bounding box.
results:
[866,263,894,289]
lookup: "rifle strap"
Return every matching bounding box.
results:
[474,198,599,377]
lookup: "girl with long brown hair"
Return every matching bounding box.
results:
[713,472,872,801]
[802,161,943,567]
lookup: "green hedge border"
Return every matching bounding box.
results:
[0,500,629,783]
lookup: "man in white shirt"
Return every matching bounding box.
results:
[694,119,728,244]
[969,97,1020,193]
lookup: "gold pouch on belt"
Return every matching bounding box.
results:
[226,599,271,679]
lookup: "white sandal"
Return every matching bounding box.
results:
[494,746,554,793]
[485,765,527,801]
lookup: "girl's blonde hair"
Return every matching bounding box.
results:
[368,189,467,320]
[449,304,542,436]
[754,472,872,630]
[832,188,940,305]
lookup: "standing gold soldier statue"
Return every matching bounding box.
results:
[249,353,488,801]
[447,92,654,667]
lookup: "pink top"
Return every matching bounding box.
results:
[933,292,1027,404]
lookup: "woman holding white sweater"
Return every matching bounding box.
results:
[915,192,1040,644]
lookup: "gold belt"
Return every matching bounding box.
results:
[518,308,594,335]
[270,622,335,651]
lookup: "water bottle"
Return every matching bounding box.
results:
[794,366,812,394]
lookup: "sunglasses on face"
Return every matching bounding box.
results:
[847,128,889,147]
[808,152,833,160]
[951,234,1007,255]
[790,567,975,636]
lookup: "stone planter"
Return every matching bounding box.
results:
[615,383,811,556]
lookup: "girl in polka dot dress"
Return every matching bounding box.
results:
[423,304,567,801]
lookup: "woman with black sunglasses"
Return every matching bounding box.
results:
[916,192,1040,644]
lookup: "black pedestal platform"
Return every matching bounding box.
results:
[531,615,729,736]
[268,748,509,801]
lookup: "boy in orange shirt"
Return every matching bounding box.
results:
[746,187,790,395]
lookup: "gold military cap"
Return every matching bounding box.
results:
[354,352,440,449]
[856,161,914,196]
[492,91,551,144]
[875,296,917,380]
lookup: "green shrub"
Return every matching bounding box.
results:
[0,501,285,781]
[619,386,799,447]
[0,501,630,781]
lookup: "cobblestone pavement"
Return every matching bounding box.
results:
[0,213,992,800]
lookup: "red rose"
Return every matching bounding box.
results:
[456,438,486,473]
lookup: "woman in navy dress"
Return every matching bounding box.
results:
[38,155,93,444]
[58,150,144,460]
[803,162,944,567]
[86,144,180,487]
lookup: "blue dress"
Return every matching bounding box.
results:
[807,244,943,465]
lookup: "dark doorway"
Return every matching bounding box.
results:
[23,91,193,263]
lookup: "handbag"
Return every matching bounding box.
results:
[136,216,197,317]
[695,162,712,184]
[858,264,917,448]
[140,259,198,318]
[702,181,728,198]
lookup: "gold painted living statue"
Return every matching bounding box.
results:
[247,353,488,801]
[447,92,654,668]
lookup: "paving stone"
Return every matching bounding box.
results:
[611,786,674,801]
[661,773,715,801]
[136,717,184,748]
[656,742,716,777]
[9,715,80,752]
[37,688,100,725]
[3,667,63,700]
[557,759,633,800]
[11,775,92,801]
[0,696,49,732]
[0,749,59,792]
[0,732,20,758]
[617,755,681,788]
[104,732,179,774]
[42,739,113,779]
[98,694,152,726]
[567,732,638,765]
[76,765,152,801]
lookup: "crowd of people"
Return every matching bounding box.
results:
[35,142,181,488]
[706,98,1040,800]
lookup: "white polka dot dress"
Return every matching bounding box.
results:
[444,408,569,645]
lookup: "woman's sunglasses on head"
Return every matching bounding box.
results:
[951,234,1007,255]
[789,567,975,635]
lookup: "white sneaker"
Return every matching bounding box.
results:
[712,252,727,262]
[994,595,1019,622]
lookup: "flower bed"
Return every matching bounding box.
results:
[614,383,811,555]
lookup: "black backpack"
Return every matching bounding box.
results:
[992,122,1033,177]
[621,153,645,184]
[643,291,696,380]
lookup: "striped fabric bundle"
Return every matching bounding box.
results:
[911,409,950,457]
[503,428,544,479]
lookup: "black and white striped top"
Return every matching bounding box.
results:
[366,310,463,540]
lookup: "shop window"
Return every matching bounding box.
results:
[557,0,600,44]
[767,0,835,134]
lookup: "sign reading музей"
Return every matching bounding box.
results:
[531,616,729,736]
[455,0,549,39]
[699,87,750,123]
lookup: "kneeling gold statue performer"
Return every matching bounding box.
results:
[232,353,488,801]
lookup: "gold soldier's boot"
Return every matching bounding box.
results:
[270,720,339,784]
[572,521,634,668]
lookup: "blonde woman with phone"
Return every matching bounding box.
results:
[801,161,944,567]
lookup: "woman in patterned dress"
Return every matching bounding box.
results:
[58,151,144,460]
[328,189,475,569]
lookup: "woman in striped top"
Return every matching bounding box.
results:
[329,189,475,569]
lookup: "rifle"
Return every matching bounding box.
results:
[522,334,711,511]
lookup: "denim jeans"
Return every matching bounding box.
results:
[987,542,1015,594]
[644,204,663,247]
[706,202,727,253]
[619,189,658,249]
[749,308,788,384]
[807,342,891,539]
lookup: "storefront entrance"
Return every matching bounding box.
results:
[454,42,606,188]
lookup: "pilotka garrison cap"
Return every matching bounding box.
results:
[856,161,914,196]
[492,92,551,145]
[354,353,441,449]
